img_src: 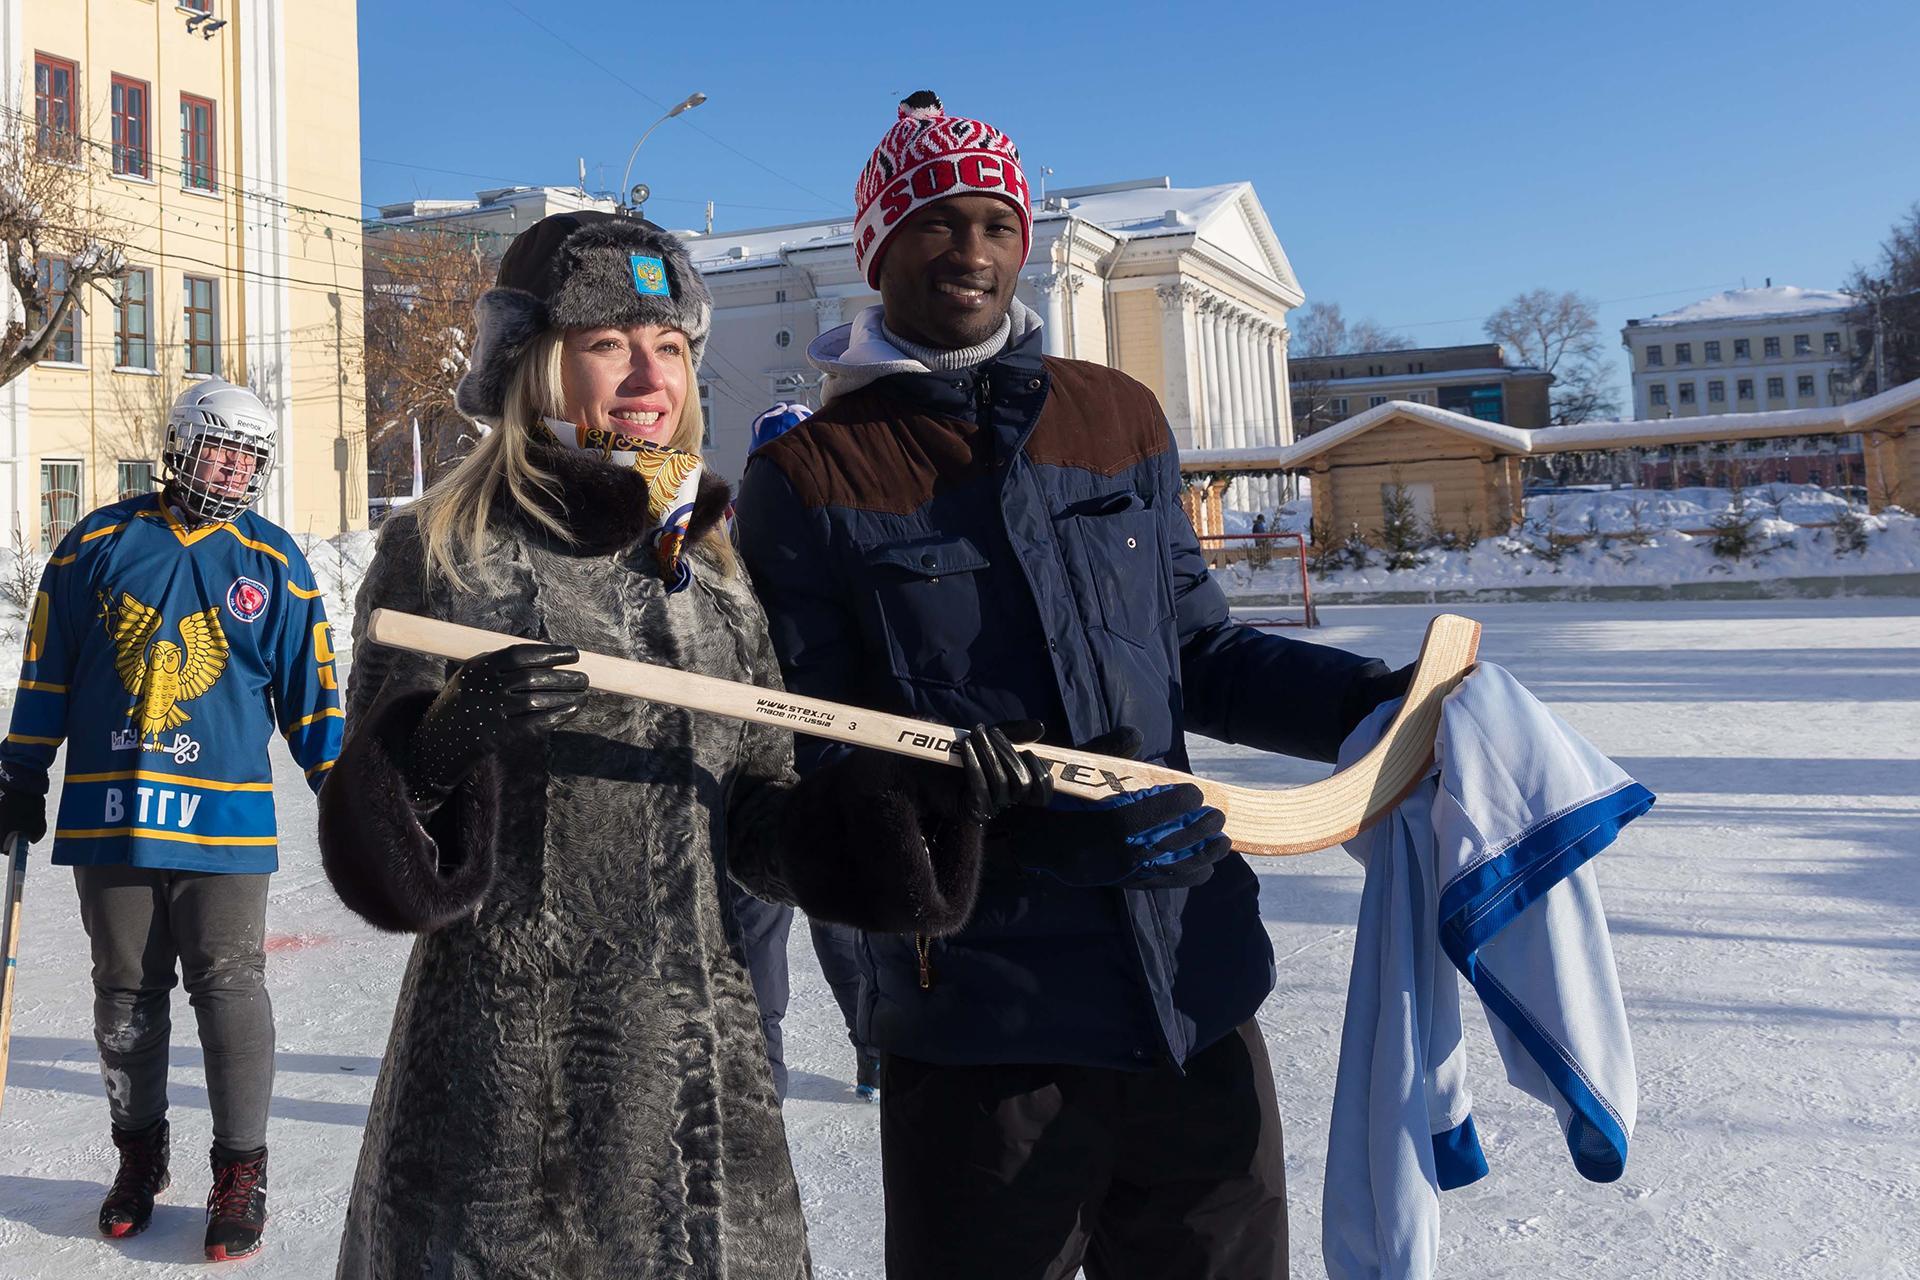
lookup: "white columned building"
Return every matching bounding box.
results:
[681,177,1306,515]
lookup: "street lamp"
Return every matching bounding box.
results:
[621,92,707,213]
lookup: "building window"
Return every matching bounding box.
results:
[1645,344,1663,367]
[774,289,786,303]
[33,54,79,161]
[1708,380,1725,403]
[1678,382,1696,405]
[1704,340,1721,362]
[1797,374,1815,398]
[183,275,220,374]
[1744,438,1766,452]
[773,327,792,349]
[111,75,150,178]
[112,268,153,369]
[1649,384,1668,406]
[32,259,78,364]
[1767,376,1785,399]
[1675,342,1692,364]
[1807,467,1822,487]
[180,94,217,192]
[1828,371,1847,400]
[1734,338,1751,359]
[1291,399,1308,421]
[117,460,156,501]
[1328,397,1350,417]
[1793,334,1811,356]
[179,0,212,11]
[1738,378,1755,401]
[1823,332,1841,354]
[1368,394,1389,408]
[40,462,81,551]
[1764,336,1781,359]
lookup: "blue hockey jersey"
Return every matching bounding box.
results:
[0,494,343,873]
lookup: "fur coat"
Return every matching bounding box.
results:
[319,444,811,1279]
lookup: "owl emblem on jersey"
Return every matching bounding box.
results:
[107,592,232,747]
[227,576,270,623]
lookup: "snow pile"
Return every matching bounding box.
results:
[1219,505,1920,597]
[1524,484,1853,535]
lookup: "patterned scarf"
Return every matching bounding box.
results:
[539,417,705,591]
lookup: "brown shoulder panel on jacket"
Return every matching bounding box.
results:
[756,386,991,515]
[1024,357,1172,476]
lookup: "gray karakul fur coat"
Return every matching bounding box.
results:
[318,443,829,1280]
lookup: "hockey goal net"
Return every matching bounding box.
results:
[1194,531,1316,628]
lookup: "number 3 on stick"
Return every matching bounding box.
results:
[365,609,1480,857]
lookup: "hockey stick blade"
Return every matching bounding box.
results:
[364,609,1480,857]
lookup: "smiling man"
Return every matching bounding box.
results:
[735,92,1412,1279]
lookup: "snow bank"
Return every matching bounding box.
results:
[1525,483,1853,535]
[1219,506,1920,597]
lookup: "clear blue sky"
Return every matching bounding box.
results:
[359,0,1920,386]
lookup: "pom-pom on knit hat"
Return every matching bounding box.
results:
[851,90,1032,289]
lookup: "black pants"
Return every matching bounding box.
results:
[881,1020,1288,1280]
[73,865,275,1151]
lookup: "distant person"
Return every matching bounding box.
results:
[731,399,883,1102]
[1250,511,1273,567]
[0,378,342,1261]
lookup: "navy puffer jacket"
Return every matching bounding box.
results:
[735,315,1386,1070]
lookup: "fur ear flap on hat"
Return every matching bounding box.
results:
[454,213,713,423]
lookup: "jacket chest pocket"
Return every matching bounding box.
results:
[862,535,1011,688]
[1061,493,1170,649]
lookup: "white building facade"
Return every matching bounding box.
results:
[677,177,1305,511]
[1622,286,1862,422]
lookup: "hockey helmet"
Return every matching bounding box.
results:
[750,401,813,452]
[161,377,277,523]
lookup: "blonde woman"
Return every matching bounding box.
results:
[318,214,1050,1279]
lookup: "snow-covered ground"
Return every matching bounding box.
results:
[2,599,1917,1278]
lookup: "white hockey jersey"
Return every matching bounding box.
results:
[1322,662,1653,1280]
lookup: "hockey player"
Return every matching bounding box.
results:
[0,377,342,1261]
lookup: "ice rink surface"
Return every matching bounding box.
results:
[2,599,1915,1278]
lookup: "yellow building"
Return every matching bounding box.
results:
[3,0,365,547]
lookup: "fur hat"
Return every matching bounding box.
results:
[851,90,1031,289]
[455,212,713,423]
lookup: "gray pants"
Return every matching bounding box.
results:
[73,865,275,1151]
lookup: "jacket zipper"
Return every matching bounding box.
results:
[916,934,934,989]
[972,367,992,434]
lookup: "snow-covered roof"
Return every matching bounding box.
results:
[1631,286,1854,328]
[679,180,1267,274]
[1180,377,1920,472]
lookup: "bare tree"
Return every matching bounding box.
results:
[1291,299,1411,357]
[1844,201,1920,396]
[362,224,496,498]
[0,105,131,388]
[1483,288,1620,425]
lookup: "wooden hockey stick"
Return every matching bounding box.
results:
[0,832,27,1118]
[365,609,1480,857]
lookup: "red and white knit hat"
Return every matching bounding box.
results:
[851,91,1032,289]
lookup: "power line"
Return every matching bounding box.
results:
[495,0,842,214]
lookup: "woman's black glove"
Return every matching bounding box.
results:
[954,721,1054,823]
[994,727,1233,890]
[0,785,47,846]
[406,643,588,817]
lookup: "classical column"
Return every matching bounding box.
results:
[1196,299,1220,449]
[1274,326,1295,449]
[1156,283,1200,449]
[1209,302,1233,452]
[1253,323,1275,446]
[812,295,845,335]
[1029,272,1068,357]
[1233,314,1256,449]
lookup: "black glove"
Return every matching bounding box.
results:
[995,727,1232,890]
[406,643,589,816]
[1339,660,1417,740]
[954,720,1054,824]
[0,785,47,846]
